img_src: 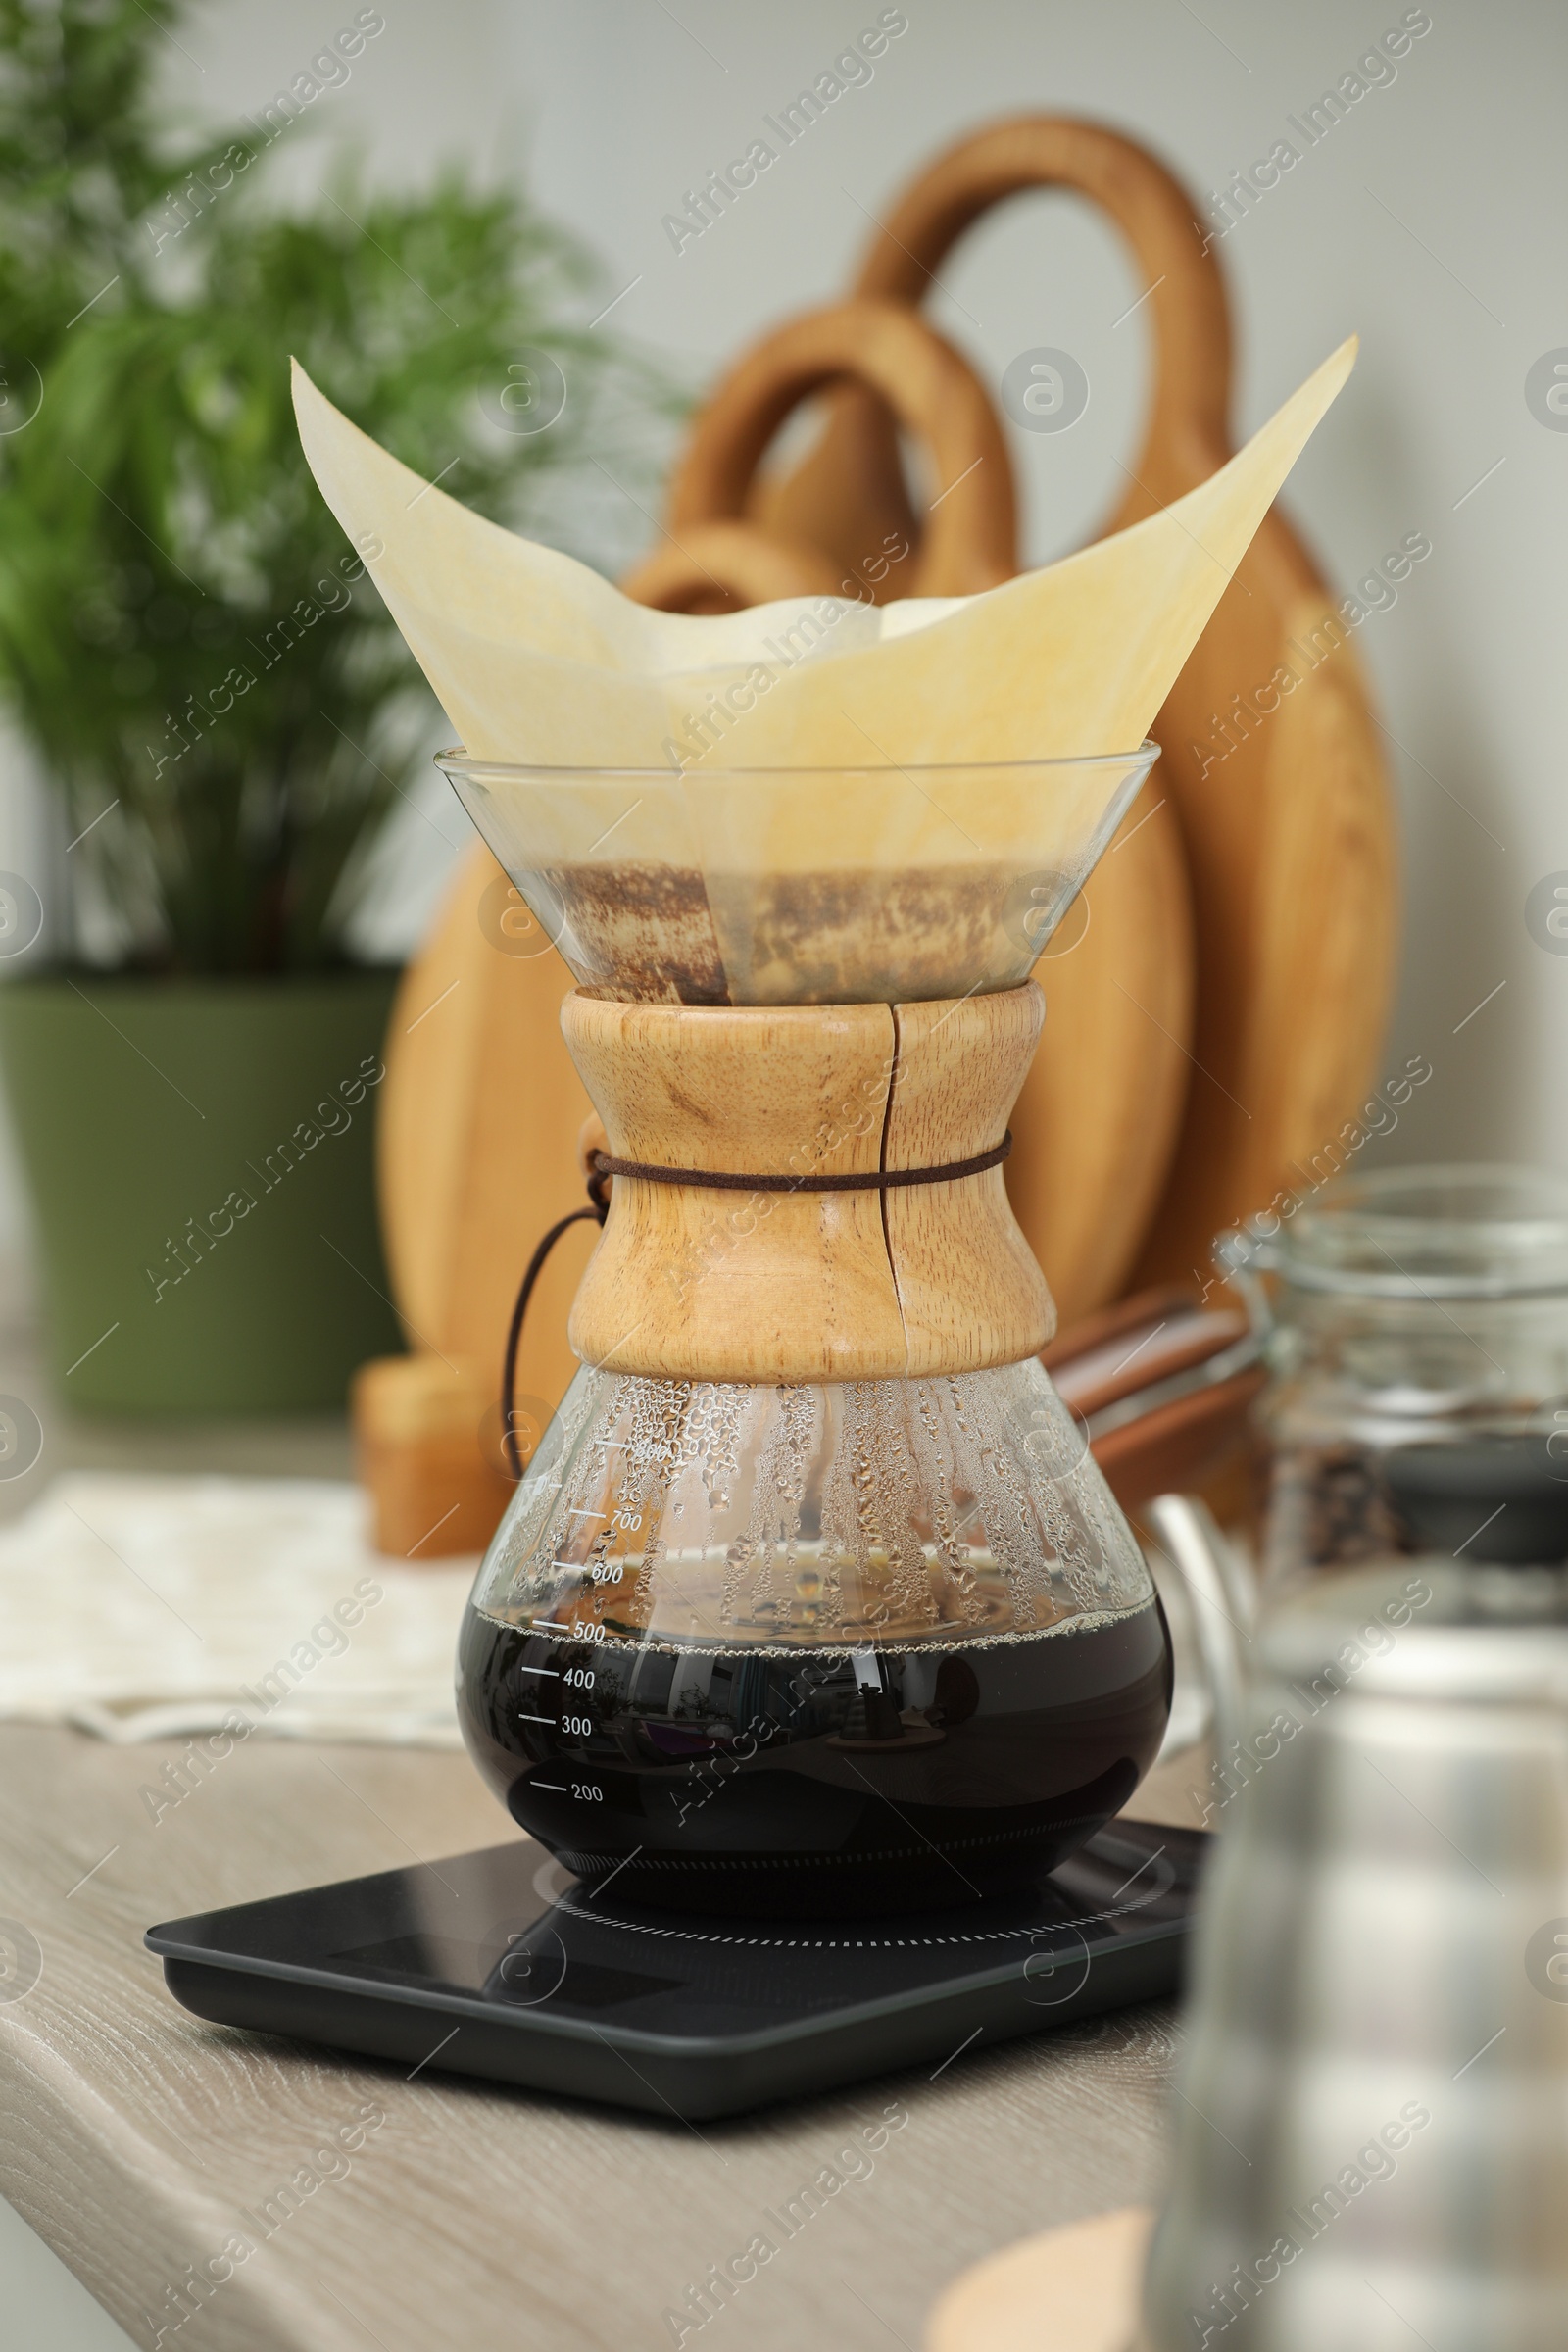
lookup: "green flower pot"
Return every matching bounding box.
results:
[0,970,405,1414]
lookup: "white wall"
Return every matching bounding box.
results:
[3,0,1565,1262]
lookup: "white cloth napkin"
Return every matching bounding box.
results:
[0,1472,473,1747]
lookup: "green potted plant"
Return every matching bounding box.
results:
[0,0,656,1413]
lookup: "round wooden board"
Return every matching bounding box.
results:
[671,283,1195,1320]
[760,115,1396,1287]
[378,840,597,1419]
[926,2205,1153,2352]
[1013,784,1193,1326]
[669,295,1017,595]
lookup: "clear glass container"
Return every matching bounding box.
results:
[459,1359,1171,1916]
[1218,1164,1568,1599]
[435,748,1157,1004]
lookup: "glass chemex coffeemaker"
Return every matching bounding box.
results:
[289,333,1355,1924]
[444,749,1174,1918]
[138,340,1358,2106]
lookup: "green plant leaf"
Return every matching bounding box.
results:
[0,0,677,972]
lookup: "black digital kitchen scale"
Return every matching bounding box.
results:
[146,1819,1205,2119]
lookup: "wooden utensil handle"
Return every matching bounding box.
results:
[561,984,1054,1382]
[667,298,1016,595]
[852,114,1232,479]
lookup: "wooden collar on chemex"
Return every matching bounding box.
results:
[521,984,1054,1396]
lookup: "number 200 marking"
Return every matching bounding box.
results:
[571,1783,602,1802]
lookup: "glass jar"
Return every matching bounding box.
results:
[1218,1164,1568,1600]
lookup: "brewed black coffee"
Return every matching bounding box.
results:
[458,1591,1171,1917]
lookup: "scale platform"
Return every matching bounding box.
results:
[147,1818,1206,2120]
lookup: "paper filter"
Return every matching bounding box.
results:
[292,339,1355,1002]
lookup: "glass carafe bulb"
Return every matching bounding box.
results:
[459,1357,1171,1917]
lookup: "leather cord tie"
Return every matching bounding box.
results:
[588,1130,1011,1194]
[500,1132,1012,1479]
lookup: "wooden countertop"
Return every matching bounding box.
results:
[0,1720,1200,2352]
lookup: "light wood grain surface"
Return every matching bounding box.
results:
[760,112,1396,1290]
[563,985,1054,1382]
[0,1720,1201,2352]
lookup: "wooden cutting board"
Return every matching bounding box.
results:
[357,278,1201,1553]
[757,115,1396,1290]
[358,509,909,1556]
[356,845,598,1555]
[667,296,1016,594]
[926,2207,1153,2352]
[670,293,1195,1321]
